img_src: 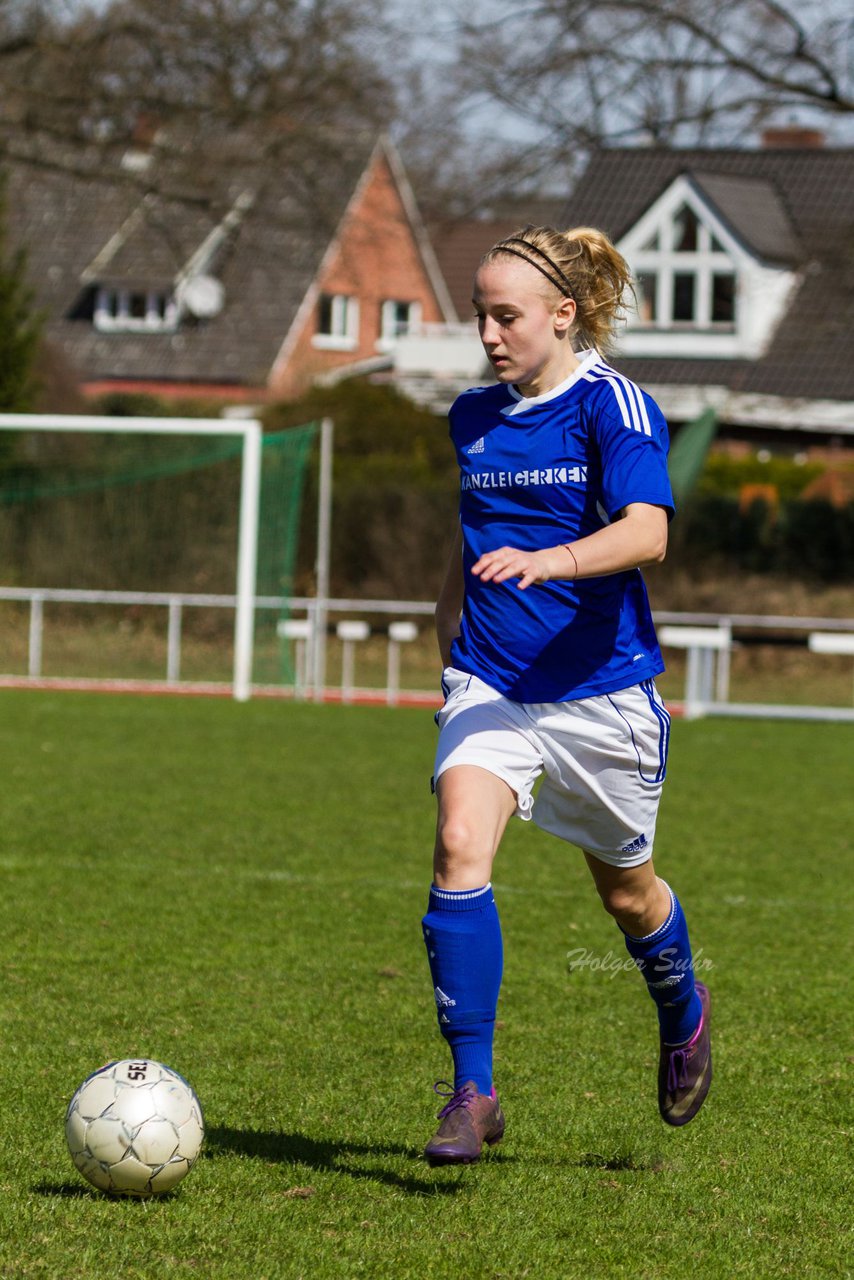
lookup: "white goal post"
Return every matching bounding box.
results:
[0,413,262,702]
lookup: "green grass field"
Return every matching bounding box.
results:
[0,691,851,1279]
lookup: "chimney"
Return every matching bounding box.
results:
[761,126,826,149]
[121,114,162,174]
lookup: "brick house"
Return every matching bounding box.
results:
[5,133,454,404]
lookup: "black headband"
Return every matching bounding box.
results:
[494,236,576,301]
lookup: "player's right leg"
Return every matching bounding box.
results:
[422,672,542,1165]
[422,766,514,1166]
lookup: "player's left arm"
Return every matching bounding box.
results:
[471,502,668,590]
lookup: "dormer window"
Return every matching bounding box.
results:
[94,286,177,332]
[615,172,799,361]
[630,203,737,332]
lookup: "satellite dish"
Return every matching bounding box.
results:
[182,275,225,318]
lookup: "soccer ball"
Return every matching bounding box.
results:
[65,1059,205,1197]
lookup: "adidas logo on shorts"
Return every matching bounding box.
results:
[621,833,648,854]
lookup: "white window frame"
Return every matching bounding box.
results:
[312,293,360,351]
[377,299,422,351]
[94,286,178,333]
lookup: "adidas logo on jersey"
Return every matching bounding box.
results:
[466,437,485,454]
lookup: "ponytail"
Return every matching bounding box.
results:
[483,224,633,354]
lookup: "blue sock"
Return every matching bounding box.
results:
[622,884,702,1045]
[422,883,503,1095]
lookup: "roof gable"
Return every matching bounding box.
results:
[80,194,220,291]
[618,172,763,267]
[614,169,799,360]
[267,135,456,387]
[617,168,802,268]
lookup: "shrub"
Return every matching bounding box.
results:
[698,452,823,501]
[265,382,459,597]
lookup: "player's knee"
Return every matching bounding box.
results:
[434,811,489,869]
[596,882,651,928]
[435,813,478,862]
[597,884,631,918]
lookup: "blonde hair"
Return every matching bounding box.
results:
[482,225,633,355]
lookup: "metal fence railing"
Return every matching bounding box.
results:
[0,586,852,719]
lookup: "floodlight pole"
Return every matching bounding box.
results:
[312,417,334,702]
[234,419,262,702]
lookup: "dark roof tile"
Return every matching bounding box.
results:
[431,219,520,319]
[562,147,854,246]
[688,172,800,264]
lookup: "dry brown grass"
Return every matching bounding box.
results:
[645,565,854,619]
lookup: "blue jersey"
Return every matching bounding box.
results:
[448,350,674,702]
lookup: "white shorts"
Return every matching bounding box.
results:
[433,667,671,868]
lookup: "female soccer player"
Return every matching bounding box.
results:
[422,225,711,1166]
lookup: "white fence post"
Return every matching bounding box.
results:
[277,617,313,700]
[716,616,732,703]
[167,598,183,683]
[387,621,418,706]
[336,620,369,703]
[28,593,44,678]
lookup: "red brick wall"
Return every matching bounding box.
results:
[268,149,446,400]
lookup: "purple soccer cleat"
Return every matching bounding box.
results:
[424,1080,505,1166]
[659,980,712,1126]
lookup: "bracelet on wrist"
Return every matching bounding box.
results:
[563,543,579,578]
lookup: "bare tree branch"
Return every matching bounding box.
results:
[451,0,854,159]
[0,0,396,202]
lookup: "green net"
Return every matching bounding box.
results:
[0,419,318,684]
[255,424,318,684]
